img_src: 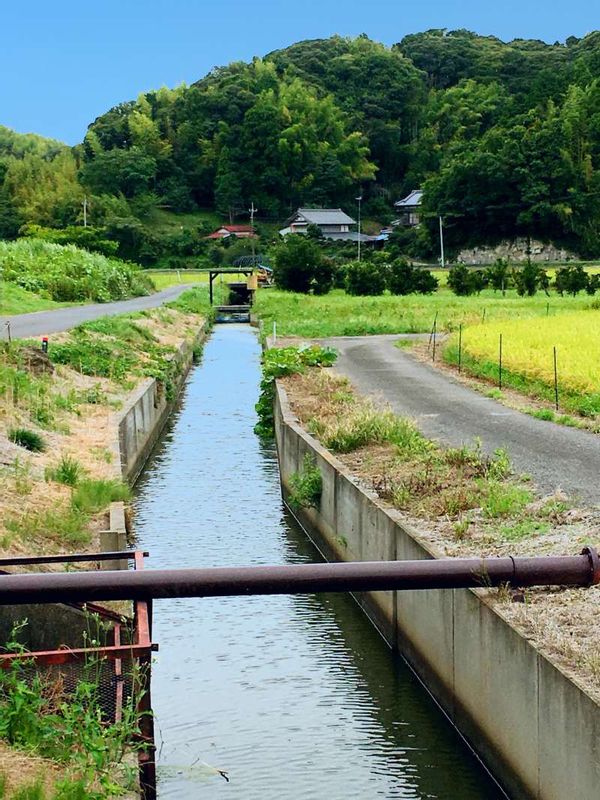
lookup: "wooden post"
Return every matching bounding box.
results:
[458,323,462,373]
[499,333,503,390]
[209,272,214,306]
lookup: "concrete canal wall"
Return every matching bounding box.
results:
[274,381,600,800]
[114,321,209,485]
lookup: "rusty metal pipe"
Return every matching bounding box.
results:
[0,549,597,605]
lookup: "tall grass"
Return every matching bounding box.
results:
[71,479,131,513]
[0,239,153,303]
[310,406,430,455]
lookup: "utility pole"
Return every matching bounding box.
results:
[83,196,88,228]
[439,215,445,268]
[249,202,257,263]
[356,194,363,262]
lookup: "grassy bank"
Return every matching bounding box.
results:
[254,287,596,337]
[0,287,210,557]
[0,282,67,316]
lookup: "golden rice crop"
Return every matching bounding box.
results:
[459,311,600,394]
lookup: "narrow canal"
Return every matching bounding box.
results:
[132,325,504,799]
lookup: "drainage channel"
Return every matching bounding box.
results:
[131,325,505,799]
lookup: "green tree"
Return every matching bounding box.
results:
[273,235,330,293]
[345,260,386,295]
[447,264,475,295]
[514,261,550,296]
[555,264,589,295]
[214,146,243,223]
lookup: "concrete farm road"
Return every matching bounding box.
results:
[0,284,197,340]
[319,335,600,507]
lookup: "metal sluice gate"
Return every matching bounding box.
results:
[0,545,598,799]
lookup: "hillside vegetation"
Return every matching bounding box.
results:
[0,239,153,303]
[0,30,598,264]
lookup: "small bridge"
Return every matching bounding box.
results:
[207,268,257,322]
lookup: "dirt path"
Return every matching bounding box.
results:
[318,335,600,507]
[0,284,198,340]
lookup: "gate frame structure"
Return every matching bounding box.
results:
[0,550,158,800]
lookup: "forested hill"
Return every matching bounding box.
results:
[2,29,600,257]
[0,125,66,160]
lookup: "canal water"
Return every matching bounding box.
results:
[132,325,505,799]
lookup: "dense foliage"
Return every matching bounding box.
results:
[273,235,333,293]
[0,239,153,302]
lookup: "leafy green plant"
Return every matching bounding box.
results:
[288,455,322,509]
[71,479,131,513]
[0,622,146,798]
[8,428,46,453]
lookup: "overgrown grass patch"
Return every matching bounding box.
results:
[497,519,551,541]
[309,406,430,456]
[45,455,83,487]
[71,479,130,514]
[0,239,152,303]
[5,507,90,546]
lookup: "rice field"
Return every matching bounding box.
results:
[445,310,600,415]
[255,287,598,338]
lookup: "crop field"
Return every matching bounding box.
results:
[444,310,600,415]
[255,288,597,338]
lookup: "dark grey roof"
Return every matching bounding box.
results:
[394,190,423,209]
[288,208,356,226]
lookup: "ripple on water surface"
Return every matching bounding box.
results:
[132,326,504,800]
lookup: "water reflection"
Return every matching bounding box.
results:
[132,325,504,799]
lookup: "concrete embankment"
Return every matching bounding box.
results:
[274,380,600,800]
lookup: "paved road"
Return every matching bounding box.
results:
[0,284,196,340]
[319,335,600,506]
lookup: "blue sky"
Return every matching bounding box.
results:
[2,0,597,145]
